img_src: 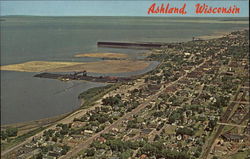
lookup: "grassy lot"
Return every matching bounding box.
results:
[78,83,120,108]
[164,125,177,135]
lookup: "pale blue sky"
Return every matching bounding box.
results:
[0,1,249,17]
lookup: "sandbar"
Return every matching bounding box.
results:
[74,53,128,59]
[0,60,150,74]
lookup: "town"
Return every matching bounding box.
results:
[1,29,249,159]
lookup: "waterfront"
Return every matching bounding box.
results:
[0,16,248,124]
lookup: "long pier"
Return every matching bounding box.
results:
[97,41,178,49]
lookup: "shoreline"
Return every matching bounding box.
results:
[1,60,159,127]
[197,27,249,40]
[1,113,70,134]
[1,29,244,128]
[0,29,234,128]
[1,60,160,129]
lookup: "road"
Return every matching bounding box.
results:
[217,122,247,128]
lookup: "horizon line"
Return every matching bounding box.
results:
[0,15,249,18]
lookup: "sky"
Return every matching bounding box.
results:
[0,0,249,17]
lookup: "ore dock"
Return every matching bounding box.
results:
[97,41,180,49]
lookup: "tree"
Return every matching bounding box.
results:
[100,133,114,140]
[60,129,68,136]
[1,131,7,140]
[45,136,50,141]
[35,153,43,159]
[194,151,201,158]
[102,95,122,106]
[85,148,95,156]
[61,145,70,155]
[127,120,138,129]
[176,127,194,136]
[208,119,217,130]
[153,111,164,117]
[41,146,48,153]
[120,150,132,159]
[63,145,70,151]
[154,135,160,141]
[141,143,158,156]
[56,123,64,127]
[6,128,18,137]
[89,113,110,124]
[52,136,57,142]
[156,123,164,131]
[126,141,139,150]
[61,124,68,130]
[61,149,67,155]
[55,132,61,138]
[91,141,107,150]
[168,112,181,124]
[48,145,53,151]
[43,129,55,137]
[96,125,105,133]
[108,139,125,152]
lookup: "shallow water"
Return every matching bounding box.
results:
[1,16,248,124]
